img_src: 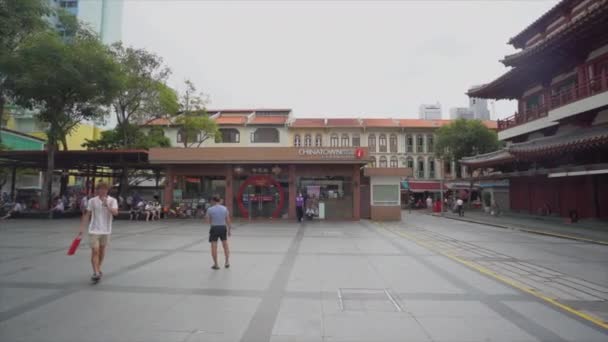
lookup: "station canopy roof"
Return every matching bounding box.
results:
[0,150,151,169]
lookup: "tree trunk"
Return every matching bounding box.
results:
[0,93,5,144]
[42,141,56,215]
[119,165,128,199]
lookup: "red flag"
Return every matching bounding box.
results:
[67,234,82,255]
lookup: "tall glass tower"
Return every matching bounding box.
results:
[49,0,124,44]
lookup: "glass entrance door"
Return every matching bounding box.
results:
[239,175,284,219]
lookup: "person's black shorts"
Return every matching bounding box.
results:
[209,225,228,242]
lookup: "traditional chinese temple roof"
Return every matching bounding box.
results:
[460,125,608,167]
[469,0,608,99]
[508,0,581,49]
[460,149,516,168]
[502,0,608,67]
[508,124,608,158]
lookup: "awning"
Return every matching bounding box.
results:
[406,181,447,193]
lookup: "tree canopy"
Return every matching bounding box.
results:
[175,80,219,147]
[83,124,171,150]
[109,43,178,148]
[0,0,50,142]
[5,24,123,209]
[434,119,500,167]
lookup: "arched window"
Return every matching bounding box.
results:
[406,134,413,152]
[369,156,376,168]
[352,133,360,147]
[177,128,201,145]
[251,128,279,143]
[429,158,436,178]
[379,134,387,152]
[417,158,425,178]
[427,135,434,153]
[400,157,407,167]
[406,157,414,169]
[389,134,398,153]
[390,156,398,168]
[293,134,301,147]
[217,128,240,143]
[368,134,376,152]
[416,135,424,153]
[304,134,312,147]
[341,133,349,147]
[330,133,339,147]
[177,129,185,144]
[379,156,388,168]
[315,134,322,147]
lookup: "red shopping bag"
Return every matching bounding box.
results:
[67,234,82,255]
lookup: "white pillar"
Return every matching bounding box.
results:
[451,161,457,179]
[424,156,430,179]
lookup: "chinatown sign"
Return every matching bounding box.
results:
[297,148,365,159]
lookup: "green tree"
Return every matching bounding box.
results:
[0,0,50,142]
[83,124,170,150]
[175,80,218,147]
[5,28,123,210]
[109,43,178,148]
[434,119,500,177]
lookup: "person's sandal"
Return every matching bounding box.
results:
[211,265,220,270]
[225,264,230,269]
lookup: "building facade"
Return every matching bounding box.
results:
[449,107,475,120]
[469,97,491,120]
[465,0,608,220]
[142,109,496,220]
[418,103,442,120]
[48,0,124,44]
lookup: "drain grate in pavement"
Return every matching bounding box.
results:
[337,288,403,312]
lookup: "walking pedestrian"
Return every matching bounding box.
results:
[296,192,304,222]
[456,197,464,217]
[206,195,231,270]
[426,196,433,211]
[78,182,118,283]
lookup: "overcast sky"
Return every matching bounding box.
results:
[122,0,558,120]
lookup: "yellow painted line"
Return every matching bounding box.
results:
[381,225,608,331]
[516,228,608,246]
[439,214,608,245]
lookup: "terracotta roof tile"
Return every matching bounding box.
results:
[249,115,288,125]
[291,118,326,128]
[326,118,361,127]
[215,115,248,125]
[399,119,451,128]
[143,117,172,126]
[362,118,398,128]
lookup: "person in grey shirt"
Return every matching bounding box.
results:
[206,195,232,269]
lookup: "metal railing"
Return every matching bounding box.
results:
[497,74,608,131]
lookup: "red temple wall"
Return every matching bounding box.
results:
[510,174,608,219]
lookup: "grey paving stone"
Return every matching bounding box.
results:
[504,301,608,342]
[416,316,539,342]
[0,287,60,313]
[323,312,431,341]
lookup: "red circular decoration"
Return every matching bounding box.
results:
[236,175,285,219]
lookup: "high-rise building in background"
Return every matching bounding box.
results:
[468,85,491,120]
[449,107,474,120]
[48,0,124,44]
[449,86,492,120]
[418,103,442,120]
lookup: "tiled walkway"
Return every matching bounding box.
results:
[0,216,606,341]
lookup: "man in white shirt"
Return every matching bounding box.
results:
[456,198,464,217]
[79,182,118,282]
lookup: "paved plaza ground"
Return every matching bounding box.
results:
[0,212,607,342]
